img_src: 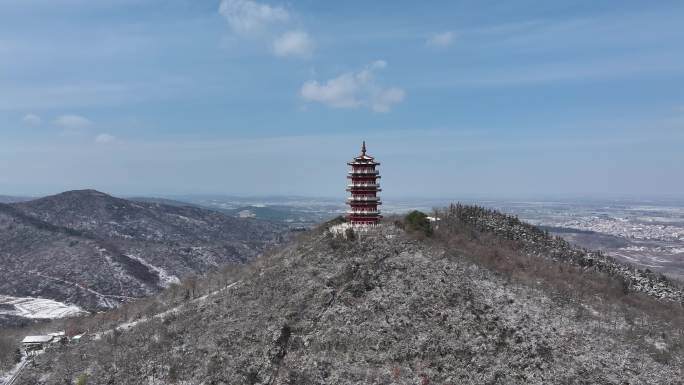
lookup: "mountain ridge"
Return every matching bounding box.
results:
[436,203,684,302]
[0,189,285,325]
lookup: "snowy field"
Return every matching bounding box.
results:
[0,295,87,319]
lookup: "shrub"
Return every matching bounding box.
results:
[345,227,356,241]
[404,210,432,236]
[326,216,347,227]
[76,374,88,385]
[169,363,179,382]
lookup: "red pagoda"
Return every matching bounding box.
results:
[347,141,382,226]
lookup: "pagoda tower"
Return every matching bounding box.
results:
[346,141,382,226]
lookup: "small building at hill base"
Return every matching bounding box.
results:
[21,331,67,352]
[21,335,54,351]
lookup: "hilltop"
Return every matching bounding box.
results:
[0,190,284,324]
[437,204,684,302]
[11,205,684,384]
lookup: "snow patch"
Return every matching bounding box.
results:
[238,210,256,218]
[32,272,126,308]
[620,246,647,252]
[329,223,381,238]
[166,213,206,226]
[581,303,600,317]
[0,295,87,319]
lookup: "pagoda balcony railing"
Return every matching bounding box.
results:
[348,169,379,174]
[347,183,380,189]
[347,196,380,201]
[347,210,381,215]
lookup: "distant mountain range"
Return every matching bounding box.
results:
[0,190,285,325]
[0,195,32,204]
[174,196,343,225]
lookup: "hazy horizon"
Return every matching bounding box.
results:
[3,189,684,205]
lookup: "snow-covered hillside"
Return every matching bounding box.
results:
[0,189,286,325]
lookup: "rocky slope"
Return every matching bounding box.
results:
[437,204,684,302]
[15,217,684,384]
[0,190,284,323]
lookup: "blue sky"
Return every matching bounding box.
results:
[0,0,682,198]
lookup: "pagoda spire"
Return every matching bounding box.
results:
[361,140,366,156]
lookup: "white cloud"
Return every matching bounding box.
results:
[95,133,116,144]
[300,61,405,112]
[370,87,406,113]
[219,0,289,36]
[22,113,42,125]
[301,74,360,109]
[426,31,455,47]
[218,0,316,61]
[273,30,314,58]
[54,114,93,130]
[370,60,387,70]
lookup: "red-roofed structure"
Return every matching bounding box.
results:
[346,141,382,226]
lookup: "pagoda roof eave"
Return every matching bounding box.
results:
[354,154,375,160]
[347,203,383,206]
[347,159,380,166]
